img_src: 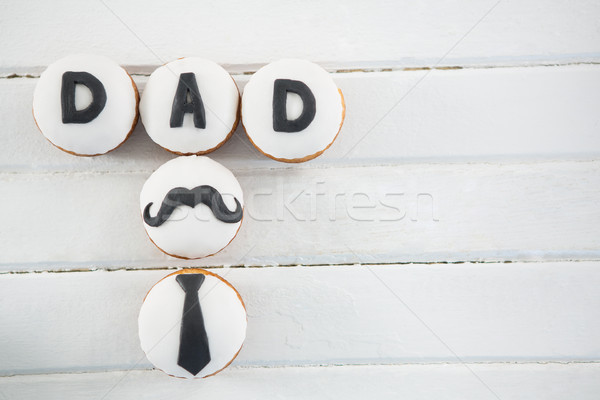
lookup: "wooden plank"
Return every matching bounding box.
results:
[1,262,599,375]
[1,0,600,73]
[0,160,599,270]
[3,65,600,173]
[1,363,599,400]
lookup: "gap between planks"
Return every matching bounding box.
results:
[1,158,599,176]
[3,362,599,400]
[4,360,599,379]
[1,259,597,275]
[2,58,600,79]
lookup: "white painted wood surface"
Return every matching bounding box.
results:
[2,363,599,400]
[2,160,599,270]
[2,65,600,173]
[1,0,599,394]
[1,263,599,375]
[1,0,600,73]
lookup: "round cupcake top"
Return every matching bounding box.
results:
[138,269,247,378]
[140,155,244,259]
[140,58,240,155]
[241,59,345,162]
[33,54,138,156]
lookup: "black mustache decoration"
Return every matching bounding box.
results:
[144,185,243,227]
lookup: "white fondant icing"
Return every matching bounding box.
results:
[241,59,344,162]
[140,156,243,259]
[32,54,138,155]
[138,270,247,378]
[140,58,240,154]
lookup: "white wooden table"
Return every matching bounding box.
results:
[1,1,599,398]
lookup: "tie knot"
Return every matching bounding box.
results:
[176,274,205,293]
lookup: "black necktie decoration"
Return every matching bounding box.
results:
[176,274,211,375]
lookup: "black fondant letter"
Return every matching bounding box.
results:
[170,73,206,129]
[61,71,107,124]
[272,79,316,132]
